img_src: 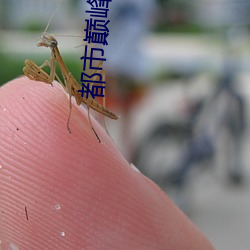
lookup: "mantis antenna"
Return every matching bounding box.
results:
[44,0,64,33]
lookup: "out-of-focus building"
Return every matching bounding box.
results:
[192,0,250,27]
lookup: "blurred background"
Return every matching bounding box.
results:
[1,0,250,249]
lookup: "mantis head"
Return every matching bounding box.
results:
[37,32,58,48]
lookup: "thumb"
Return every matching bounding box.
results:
[0,77,213,250]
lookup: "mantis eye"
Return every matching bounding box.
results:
[50,40,58,47]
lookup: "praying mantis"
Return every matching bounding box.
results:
[23,28,118,142]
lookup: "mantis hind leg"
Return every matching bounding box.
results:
[87,104,101,143]
[65,73,101,142]
[66,84,73,134]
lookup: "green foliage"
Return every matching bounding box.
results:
[154,23,202,33]
[0,54,23,86]
[23,21,44,32]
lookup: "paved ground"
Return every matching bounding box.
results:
[187,129,250,250]
[192,179,250,250]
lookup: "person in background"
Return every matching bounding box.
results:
[168,60,245,187]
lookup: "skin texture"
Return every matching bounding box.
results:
[0,77,214,250]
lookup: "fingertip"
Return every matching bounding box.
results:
[0,77,213,249]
